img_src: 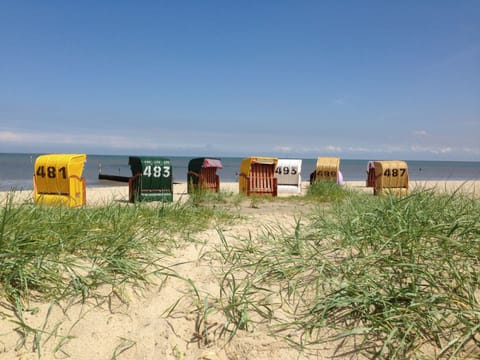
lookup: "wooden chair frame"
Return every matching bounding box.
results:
[187,158,222,193]
[239,159,278,197]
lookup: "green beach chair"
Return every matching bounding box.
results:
[128,156,173,202]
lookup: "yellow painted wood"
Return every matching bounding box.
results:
[33,154,86,207]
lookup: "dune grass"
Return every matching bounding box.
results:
[210,188,480,359]
[306,180,354,202]
[0,192,236,306]
[1,186,479,358]
[0,190,239,356]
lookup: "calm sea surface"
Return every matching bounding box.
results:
[1,153,479,191]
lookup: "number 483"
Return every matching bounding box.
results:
[143,165,170,178]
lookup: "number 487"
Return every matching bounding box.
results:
[383,168,406,177]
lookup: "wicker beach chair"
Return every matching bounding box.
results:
[128,156,173,202]
[309,157,341,184]
[275,159,302,194]
[373,160,409,196]
[239,156,278,196]
[33,154,87,207]
[187,157,222,193]
[366,161,375,187]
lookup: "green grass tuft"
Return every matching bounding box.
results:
[211,188,480,358]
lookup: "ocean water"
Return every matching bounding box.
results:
[1,153,479,191]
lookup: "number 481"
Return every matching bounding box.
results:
[36,166,67,179]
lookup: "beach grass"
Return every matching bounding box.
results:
[209,188,480,359]
[1,186,480,358]
[306,179,354,202]
[0,192,236,305]
[0,190,240,356]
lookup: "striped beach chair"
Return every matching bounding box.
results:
[187,157,223,193]
[239,156,278,196]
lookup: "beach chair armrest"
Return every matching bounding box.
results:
[188,170,200,178]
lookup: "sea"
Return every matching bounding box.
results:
[1,152,479,191]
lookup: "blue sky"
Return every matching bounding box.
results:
[0,1,479,160]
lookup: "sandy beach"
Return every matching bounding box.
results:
[0,180,479,359]
[1,179,479,205]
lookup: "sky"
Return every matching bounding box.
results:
[0,1,479,161]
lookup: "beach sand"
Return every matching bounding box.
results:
[0,180,478,359]
[2,179,478,205]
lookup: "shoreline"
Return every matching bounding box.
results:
[1,180,479,205]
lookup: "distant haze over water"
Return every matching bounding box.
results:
[1,153,479,191]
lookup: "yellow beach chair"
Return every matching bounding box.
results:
[309,157,340,184]
[33,154,87,207]
[373,160,409,196]
[239,156,278,196]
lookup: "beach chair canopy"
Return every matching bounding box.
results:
[187,157,223,193]
[33,153,87,207]
[373,160,409,196]
[128,156,173,202]
[239,156,278,196]
[275,159,302,194]
[310,157,340,184]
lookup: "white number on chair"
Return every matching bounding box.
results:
[143,165,171,178]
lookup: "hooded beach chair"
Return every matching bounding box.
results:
[187,157,222,193]
[239,156,278,196]
[309,157,341,184]
[373,160,409,196]
[366,161,375,187]
[33,154,87,207]
[275,159,302,194]
[128,156,173,202]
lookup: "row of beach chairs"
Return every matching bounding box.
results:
[32,154,409,207]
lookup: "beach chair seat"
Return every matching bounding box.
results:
[187,158,222,193]
[373,160,409,196]
[239,157,278,196]
[276,159,302,194]
[128,156,173,202]
[33,154,87,207]
[310,157,341,184]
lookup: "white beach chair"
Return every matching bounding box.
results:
[275,159,302,194]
